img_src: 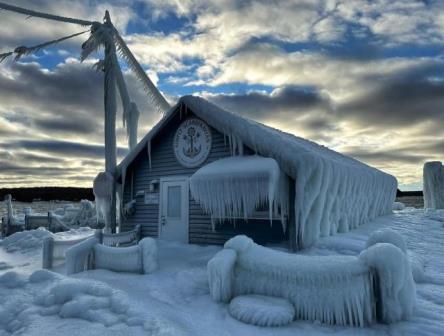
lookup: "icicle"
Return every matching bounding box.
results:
[147,140,152,170]
[190,156,289,227]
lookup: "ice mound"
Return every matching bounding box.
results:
[229,295,295,327]
[360,233,416,323]
[424,208,444,222]
[423,161,444,209]
[366,228,407,253]
[0,227,96,254]
[0,269,178,335]
[393,202,406,211]
[0,228,53,253]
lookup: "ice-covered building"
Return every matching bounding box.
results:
[117,96,397,250]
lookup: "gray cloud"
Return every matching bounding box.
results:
[2,139,128,158]
[205,86,334,128]
[339,63,444,127]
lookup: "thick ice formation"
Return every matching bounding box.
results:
[362,229,416,321]
[190,156,289,230]
[359,243,416,323]
[93,171,114,232]
[212,235,375,326]
[207,248,237,302]
[65,237,157,275]
[209,234,416,327]
[50,200,96,228]
[118,96,397,248]
[228,294,295,327]
[423,161,444,209]
[3,194,25,229]
[42,228,95,269]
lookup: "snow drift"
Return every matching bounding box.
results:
[208,233,415,326]
[118,96,397,248]
[0,269,176,335]
[423,161,444,209]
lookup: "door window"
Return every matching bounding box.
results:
[167,185,181,218]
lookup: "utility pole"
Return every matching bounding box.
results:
[103,10,117,232]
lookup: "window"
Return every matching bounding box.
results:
[167,186,181,218]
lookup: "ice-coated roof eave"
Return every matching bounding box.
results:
[117,95,395,184]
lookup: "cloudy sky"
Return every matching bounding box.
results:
[0,0,443,190]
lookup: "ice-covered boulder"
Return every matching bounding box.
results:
[423,161,444,209]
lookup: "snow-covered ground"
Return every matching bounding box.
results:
[1,208,443,335]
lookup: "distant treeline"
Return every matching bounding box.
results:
[0,187,94,202]
[397,189,423,197]
[0,187,421,202]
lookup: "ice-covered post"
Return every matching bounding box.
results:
[102,10,117,232]
[423,161,444,209]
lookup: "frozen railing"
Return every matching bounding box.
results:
[208,230,415,327]
[95,224,141,247]
[65,236,157,275]
[42,234,95,269]
[42,225,141,269]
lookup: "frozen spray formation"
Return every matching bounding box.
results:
[423,161,444,209]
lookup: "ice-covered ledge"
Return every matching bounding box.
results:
[189,156,289,230]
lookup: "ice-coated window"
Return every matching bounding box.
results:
[167,186,181,218]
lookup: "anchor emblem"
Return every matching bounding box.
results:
[183,126,202,158]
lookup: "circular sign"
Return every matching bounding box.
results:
[174,118,212,168]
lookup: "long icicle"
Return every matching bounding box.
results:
[113,30,170,114]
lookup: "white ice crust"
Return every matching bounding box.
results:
[423,161,444,209]
[190,156,289,230]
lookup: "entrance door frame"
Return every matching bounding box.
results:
[158,175,190,243]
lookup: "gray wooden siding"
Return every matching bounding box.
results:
[122,108,287,245]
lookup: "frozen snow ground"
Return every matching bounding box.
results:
[1,209,444,335]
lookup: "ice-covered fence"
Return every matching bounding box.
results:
[65,236,157,275]
[208,232,415,327]
[95,224,141,247]
[423,161,444,209]
[42,234,94,269]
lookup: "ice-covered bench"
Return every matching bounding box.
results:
[65,236,157,275]
[208,230,415,327]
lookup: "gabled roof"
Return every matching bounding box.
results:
[117,95,397,249]
[117,95,391,181]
